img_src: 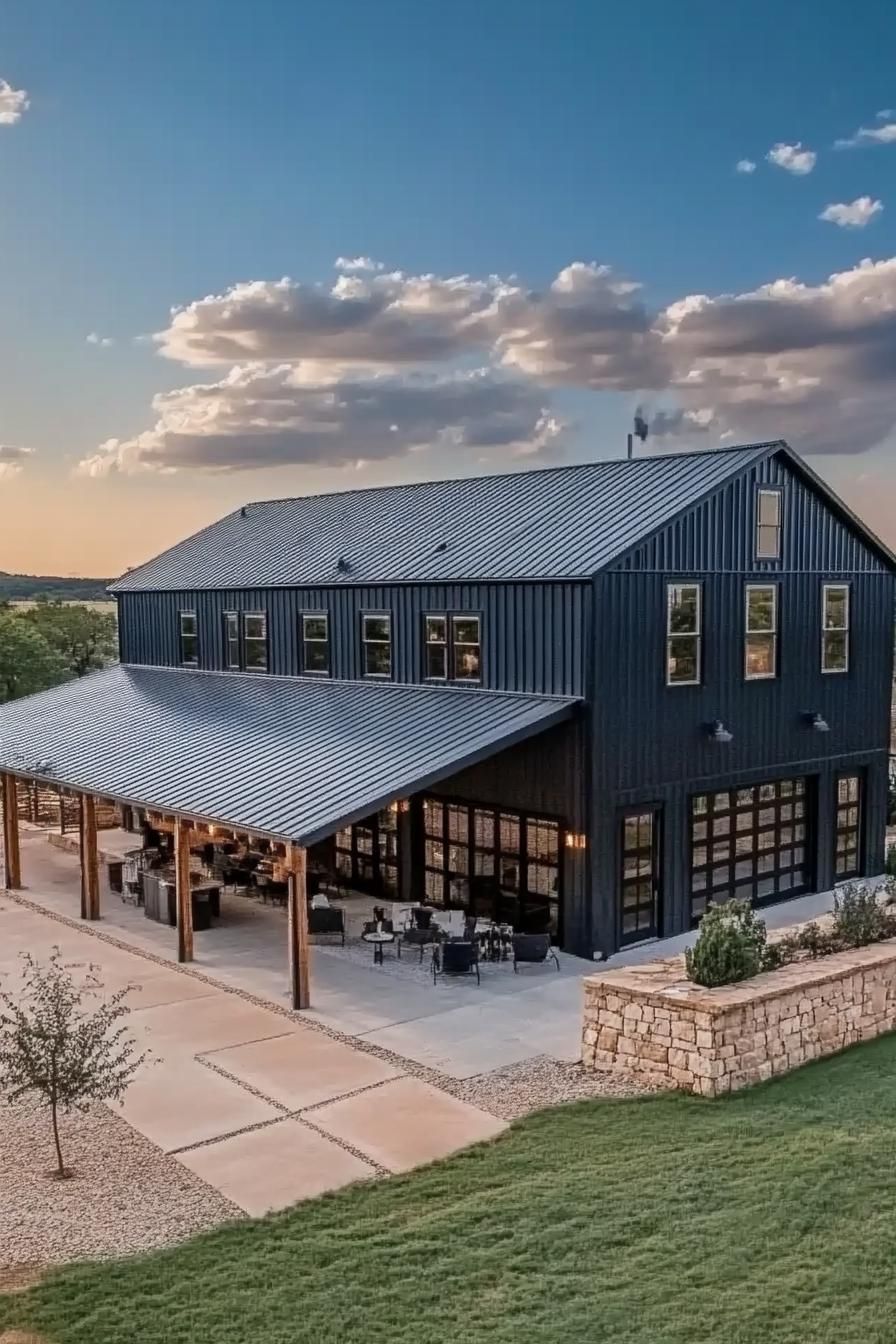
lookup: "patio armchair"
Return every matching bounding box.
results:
[432,939,480,986]
[511,933,560,973]
[401,923,442,962]
[308,905,345,945]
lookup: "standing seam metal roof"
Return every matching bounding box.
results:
[110,443,781,591]
[0,665,578,845]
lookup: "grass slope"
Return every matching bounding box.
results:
[5,1035,896,1344]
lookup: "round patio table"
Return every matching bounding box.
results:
[361,929,397,965]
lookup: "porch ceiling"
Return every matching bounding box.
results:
[0,665,579,845]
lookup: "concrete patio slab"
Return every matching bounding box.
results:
[175,1118,375,1215]
[309,1076,507,1172]
[208,1030,402,1109]
[113,1059,280,1152]
[127,991,295,1058]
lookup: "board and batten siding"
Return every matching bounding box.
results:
[116,581,590,698]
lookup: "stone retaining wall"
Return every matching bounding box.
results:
[582,939,896,1096]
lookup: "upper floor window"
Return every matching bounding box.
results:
[243,612,268,672]
[179,611,198,667]
[756,488,782,560]
[362,613,391,677]
[822,583,850,674]
[745,584,777,680]
[452,615,481,681]
[301,612,330,675]
[223,612,240,670]
[423,613,482,682]
[666,584,701,686]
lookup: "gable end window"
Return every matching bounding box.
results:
[223,612,240,670]
[243,612,268,672]
[745,584,777,680]
[362,613,391,678]
[822,583,850,673]
[756,488,782,560]
[301,613,330,675]
[666,583,701,686]
[179,611,199,667]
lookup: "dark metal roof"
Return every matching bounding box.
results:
[0,665,578,845]
[110,443,782,591]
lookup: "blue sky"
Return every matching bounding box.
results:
[1,0,895,573]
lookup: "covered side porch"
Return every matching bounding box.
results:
[0,664,582,1024]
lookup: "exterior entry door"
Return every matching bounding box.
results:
[619,807,661,944]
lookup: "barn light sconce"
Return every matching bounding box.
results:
[706,720,733,744]
[565,832,587,850]
[805,712,830,733]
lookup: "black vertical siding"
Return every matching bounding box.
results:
[591,453,895,956]
[116,581,588,697]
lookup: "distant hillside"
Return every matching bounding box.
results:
[0,571,114,603]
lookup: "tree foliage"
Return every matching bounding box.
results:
[0,608,69,703]
[0,949,146,1177]
[24,601,118,678]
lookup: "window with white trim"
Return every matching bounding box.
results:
[451,615,481,681]
[745,584,777,679]
[822,583,849,673]
[424,615,448,679]
[301,613,330,674]
[666,583,701,685]
[223,612,240,670]
[179,611,198,666]
[362,613,391,677]
[756,488,782,560]
[243,612,268,672]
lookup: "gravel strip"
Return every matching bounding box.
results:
[0,1097,240,1268]
[453,1055,659,1121]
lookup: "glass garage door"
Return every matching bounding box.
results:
[690,778,811,923]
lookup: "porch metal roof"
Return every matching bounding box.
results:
[0,665,578,845]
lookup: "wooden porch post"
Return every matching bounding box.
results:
[79,794,100,920]
[175,818,194,963]
[287,843,310,1010]
[1,773,22,890]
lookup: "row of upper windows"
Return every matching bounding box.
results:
[666,580,850,686]
[177,609,483,683]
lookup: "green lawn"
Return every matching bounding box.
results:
[5,1036,896,1344]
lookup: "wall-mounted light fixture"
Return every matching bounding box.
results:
[706,719,733,744]
[804,712,830,733]
[565,831,587,850]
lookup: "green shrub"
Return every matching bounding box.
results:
[830,882,896,948]
[685,901,768,988]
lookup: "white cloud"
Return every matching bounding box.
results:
[835,122,896,148]
[0,444,33,478]
[819,197,884,228]
[766,141,817,174]
[333,256,384,272]
[86,332,115,347]
[878,109,895,120]
[735,159,757,174]
[75,365,564,476]
[0,78,29,125]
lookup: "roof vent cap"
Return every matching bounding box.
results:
[434,540,448,553]
[336,555,352,574]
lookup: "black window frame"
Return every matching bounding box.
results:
[665,582,702,687]
[361,611,392,679]
[821,582,850,675]
[223,611,240,671]
[422,610,482,684]
[744,582,778,681]
[179,610,199,667]
[301,611,330,676]
[755,487,782,561]
[242,611,269,674]
[834,773,862,879]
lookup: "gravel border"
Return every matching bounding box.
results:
[0,1097,240,1269]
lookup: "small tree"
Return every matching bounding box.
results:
[0,949,146,1178]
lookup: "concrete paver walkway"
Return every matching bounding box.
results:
[0,891,507,1217]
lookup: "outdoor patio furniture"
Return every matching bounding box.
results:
[511,933,560,973]
[361,920,397,965]
[400,924,442,962]
[432,939,480,985]
[308,905,345,945]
